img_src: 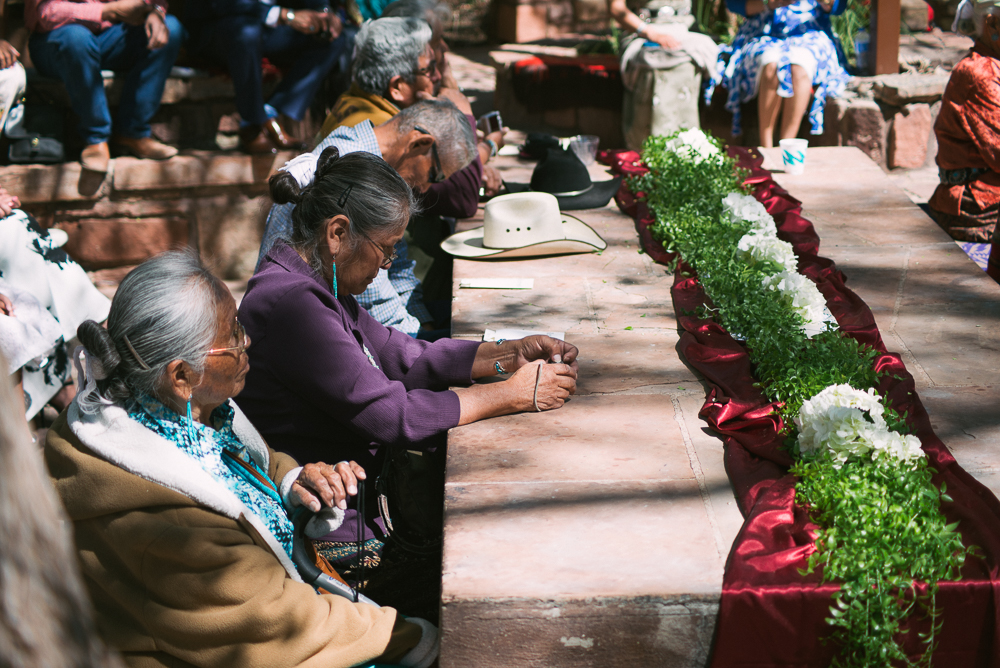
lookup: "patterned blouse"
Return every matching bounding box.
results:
[705,0,850,136]
[128,394,296,560]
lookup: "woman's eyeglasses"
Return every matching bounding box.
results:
[413,125,446,184]
[207,319,248,356]
[360,232,399,269]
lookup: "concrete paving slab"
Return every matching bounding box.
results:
[439,597,718,668]
[447,395,696,484]
[806,207,954,248]
[570,330,699,395]
[443,479,725,599]
[920,385,1000,475]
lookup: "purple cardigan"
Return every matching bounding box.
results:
[236,244,480,542]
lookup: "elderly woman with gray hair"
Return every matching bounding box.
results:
[44,251,439,668]
[238,148,579,617]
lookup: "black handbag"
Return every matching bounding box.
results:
[8,135,64,164]
[375,446,445,555]
[5,103,66,164]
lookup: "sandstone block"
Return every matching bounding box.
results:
[0,162,109,204]
[873,72,949,106]
[56,217,192,270]
[112,151,291,193]
[841,99,887,166]
[888,102,932,169]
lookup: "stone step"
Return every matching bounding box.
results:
[2,150,293,277]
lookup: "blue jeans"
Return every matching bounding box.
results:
[29,17,184,145]
[192,14,349,124]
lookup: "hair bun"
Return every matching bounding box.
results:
[269,171,303,205]
[77,320,121,379]
[315,146,342,180]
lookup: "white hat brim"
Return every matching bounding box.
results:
[441,215,608,259]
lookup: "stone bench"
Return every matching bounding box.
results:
[439,146,1000,666]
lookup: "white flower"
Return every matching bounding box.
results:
[737,233,798,273]
[722,193,775,236]
[761,271,836,338]
[664,128,722,163]
[795,384,924,466]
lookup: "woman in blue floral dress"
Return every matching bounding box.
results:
[708,0,850,146]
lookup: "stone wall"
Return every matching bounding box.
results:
[5,151,293,284]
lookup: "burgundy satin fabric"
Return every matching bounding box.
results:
[600,146,1000,666]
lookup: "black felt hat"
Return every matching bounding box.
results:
[519,132,561,160]
[504,147,622,211]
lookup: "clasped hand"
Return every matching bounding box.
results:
[505,336,579,412]
[289,461,365,512]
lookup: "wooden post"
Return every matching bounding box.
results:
[870,0,901,75]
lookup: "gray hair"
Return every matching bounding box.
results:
[381,0,449,40]
[76,251,224,410]
[391,98,478,175]
[352,17,433,98]
[269,148,419,275]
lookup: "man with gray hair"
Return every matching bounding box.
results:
[316,17,436,137]
[258,98,476,338]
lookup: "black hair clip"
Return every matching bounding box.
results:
[338,184,353,208]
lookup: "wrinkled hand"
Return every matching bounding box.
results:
[438,47,459,90]
[643,25,682,50]
[0,41,19,70]
[514,335,580,374]
[290,461,366,512]
[508,360,576,412]
[0,293,13,317]
[288,9,328,36]
[319,12,344,42]
[0,187,20,217]
[481,164,502,197]
[102,0,151,26]
[145,12,169,50]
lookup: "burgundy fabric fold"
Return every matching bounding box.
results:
[600,147,1000,666]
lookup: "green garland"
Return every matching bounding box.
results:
[633,132,972,666]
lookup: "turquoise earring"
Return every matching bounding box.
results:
[186,398,198,444]
[331,254,338,299]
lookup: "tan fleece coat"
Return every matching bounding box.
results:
[44,400,408,668]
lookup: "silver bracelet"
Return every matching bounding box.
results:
[533,363,543,412]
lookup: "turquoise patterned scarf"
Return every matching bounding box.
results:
[128,394,295,562]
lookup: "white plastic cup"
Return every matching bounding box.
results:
[780,138,808,175]
[569,135,600,165]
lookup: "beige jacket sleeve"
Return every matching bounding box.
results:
[134,505,398,668]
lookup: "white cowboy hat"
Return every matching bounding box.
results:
[441,192,607,260]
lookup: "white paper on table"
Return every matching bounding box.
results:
[498,144,520,156]
[483,328,565,342]
[459,278,534,290]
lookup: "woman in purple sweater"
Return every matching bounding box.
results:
[237,147,579,617]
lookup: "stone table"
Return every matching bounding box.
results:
[439,147,1000,667]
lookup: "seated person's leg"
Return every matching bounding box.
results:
[198,15,304,152]
[29,25,111,165]
[778,49,818,141]
[756,61,781,149]
[262,25,350,123]
[102,15,184,158]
